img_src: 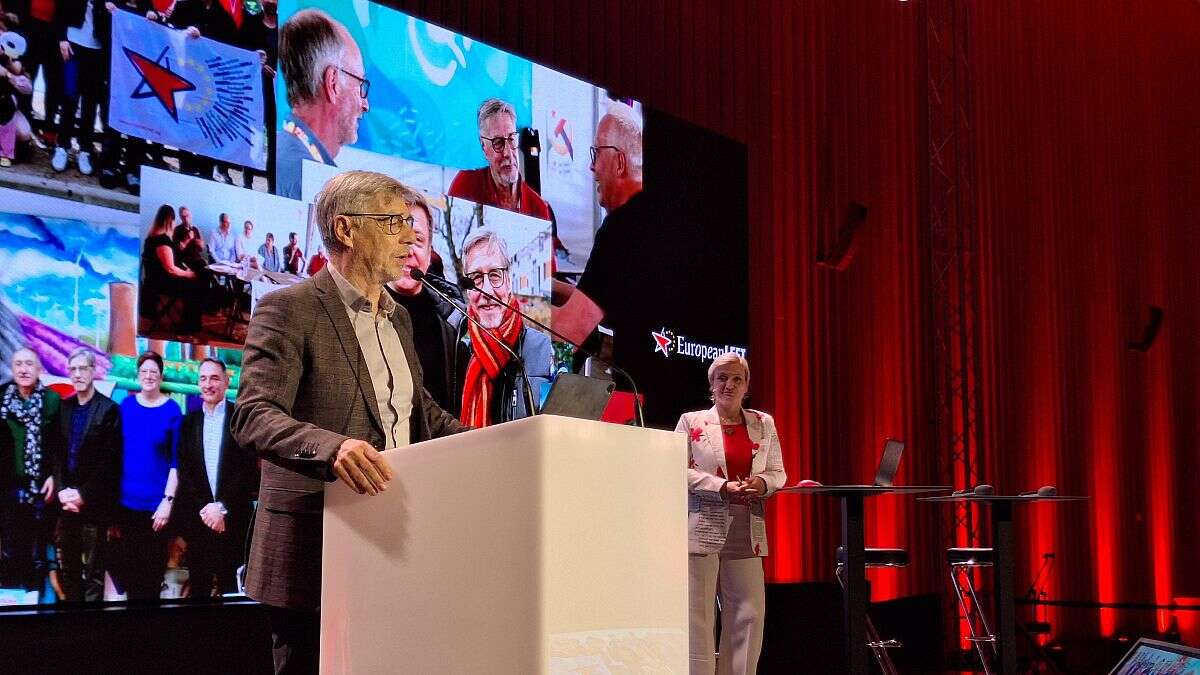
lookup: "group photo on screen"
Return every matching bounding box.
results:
[0,190,254,605]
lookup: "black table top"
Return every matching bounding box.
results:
[777,485,952,497]
[919,494,1088,503]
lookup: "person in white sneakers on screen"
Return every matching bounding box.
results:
[51,0,107,176]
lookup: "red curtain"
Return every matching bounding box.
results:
[748,1,938,601]
[392,0,1200,638]
[969,1,1200,638]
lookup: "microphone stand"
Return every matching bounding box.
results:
[411,270,538,420]
[453,274,645,428]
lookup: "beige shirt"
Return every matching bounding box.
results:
[327,264,414,448]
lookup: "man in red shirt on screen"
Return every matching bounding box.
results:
[447,98,552,220]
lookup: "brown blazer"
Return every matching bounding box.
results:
[232,267,467,610]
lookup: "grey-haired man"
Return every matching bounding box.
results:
[233,170,467,673]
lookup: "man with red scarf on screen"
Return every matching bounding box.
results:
[457,230,552,427]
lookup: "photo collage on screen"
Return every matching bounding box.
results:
[0,0,646,606]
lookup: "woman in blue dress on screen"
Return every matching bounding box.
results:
[108,351,180,600]
[676,352,786,675]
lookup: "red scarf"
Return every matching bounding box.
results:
[460,307,523,427]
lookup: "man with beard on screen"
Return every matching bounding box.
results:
[448,98,552,220]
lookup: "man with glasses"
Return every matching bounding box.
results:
[232,171,467,673]
[275,9,370,199]
[553,102,645,346]
[448,98,553,219]
[54,348,121,601]
[457,230,552,427]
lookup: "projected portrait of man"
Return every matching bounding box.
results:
[458,231,552,427]
[276,9,370,199]
[447,98,552,220]
[551,101,645,345]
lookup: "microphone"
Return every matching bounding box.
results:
[973,484,995,496]
[1038,485,1058,497]
[1019,485,1058,497]
[417,269,465,302]
[455,273,646,427]
[410,269,538,420]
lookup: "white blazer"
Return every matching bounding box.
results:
[676,407,787,556]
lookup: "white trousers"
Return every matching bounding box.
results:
[688,552,765,675]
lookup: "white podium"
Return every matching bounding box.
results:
[320,414,688,674]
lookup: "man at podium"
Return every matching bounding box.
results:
[232,171,468,674]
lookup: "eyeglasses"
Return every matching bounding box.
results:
[137,368,161,377]
[342,213,415,236]
[481,133,520,153]
[589,145,621,167]
[465,267,509,289]
[338,67,370,99]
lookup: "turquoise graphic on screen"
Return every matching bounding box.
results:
[278,0,533,170]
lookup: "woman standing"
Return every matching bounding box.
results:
[108,351,180,599]
[677,352,786,675]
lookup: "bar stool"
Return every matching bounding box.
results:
[948,547,998,675]
[836,546,908,675]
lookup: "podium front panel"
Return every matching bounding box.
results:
[321,415,688,674]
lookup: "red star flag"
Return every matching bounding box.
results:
[108,10,266,170]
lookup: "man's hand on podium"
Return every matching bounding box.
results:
[333,439,394,496]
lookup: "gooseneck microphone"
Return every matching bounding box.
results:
[416,270,465,302]
[410,268,538,419]
[454,273,646,427]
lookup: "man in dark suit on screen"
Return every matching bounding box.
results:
[232,170,468,674]
[175,358,258,597]
[55,347,120,602]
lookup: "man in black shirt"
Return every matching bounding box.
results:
[550,103,740,427]
[385,187,463,415]
[552,102,644,347]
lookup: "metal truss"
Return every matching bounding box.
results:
[926,0,986,662]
